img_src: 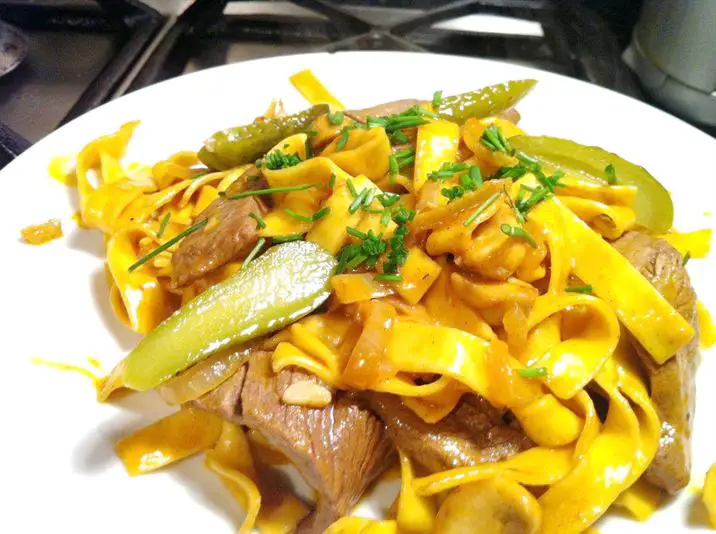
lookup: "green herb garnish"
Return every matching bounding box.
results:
[378,192,401,207]
[683,251,691,266]
[272,234,303,244]
[248,212,266,229]
[500,223,537,248]
[156,212,171,238]
[518,367,547,378]
[129,219,208,272]
[264,150,302,170]
[566,284,593,294]
[463,191,501,227]
[240,238,266,271]
[375,273,403,282]
[441,186,464,202]
[328,110,344,126]
[380,209,392,226]
[432,90,443,108]
[336,127,350,151]
[227,183,318,200]
[480,125,513,155]
[605,164,618,185]
[328,173,336,189]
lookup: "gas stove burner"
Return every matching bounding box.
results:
[0,20,27,77]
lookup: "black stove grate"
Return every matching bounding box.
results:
[0,0,163,167]
[0,0,640,169]
[129,0,642,97]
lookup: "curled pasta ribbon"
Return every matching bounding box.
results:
[538,357,660,533]
[397,450,436,533]
[523,293,620,399]
[423,259,496,341]
[321,127,392,182]
[385,321,582,445]
[427,197,548,283]
[450,272,538,327]
[559,196,635,240]
[106,225,176,333]
[413,446,575,496]
[76,121,139,214]
[208,422,309,534]
[325,517,398,534]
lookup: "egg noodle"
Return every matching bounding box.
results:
[58,70,702,533]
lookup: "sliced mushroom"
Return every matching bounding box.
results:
[434,477,541,534]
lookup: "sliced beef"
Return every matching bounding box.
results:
[194,352,394,533]
[171,166,268,288]
[368,393,533,473]
[346,99,423,123]
[613,231,699,494]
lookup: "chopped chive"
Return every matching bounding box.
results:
[363,187,377,208]
[346,253,367,270]
[303,129,318,136]
[380,209,392,226]
[605,164,618,185]
[312,207,330,221]
[129,219,208,272]
[190,172,209,180]
[328,173,337,189]
[156,212,171,238]
[390,130,409,144]
[328,110,344,126]
[518,367,547,378]
[566,284,593,294]
[394,148,415,160]
[480,124,513,155]
[505,192,526,224]
[304,138,312,159]
[432,90,443,108]
[246,174,260,182]
[379,192,400,207]
[241,238,266,271]
[248,212,267,229]
[349,189,370,214]
[683,251,691,266]
[227,183,317,200]
[347,226,368,240]
[272,234,303,244]
[500,223,537,248]
[463,191,501,227]
[389,155,399,176]
[336,127,350,151]
[283,208,313,222]
[375,273,403,282]
[469,165,483,187]
[363,207,383,214]
[346,179,358,198]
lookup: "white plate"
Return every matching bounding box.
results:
[0,52,714,533]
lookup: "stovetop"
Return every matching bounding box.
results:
[0,0,648,169]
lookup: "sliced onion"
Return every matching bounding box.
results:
[342,300,397,389]
[158,345,252,405]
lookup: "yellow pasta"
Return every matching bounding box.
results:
[56,71,700,534]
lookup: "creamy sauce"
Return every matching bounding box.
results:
[698,302,716,349]
[31,356,106,392]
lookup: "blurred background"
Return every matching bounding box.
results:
[1,0,714,167]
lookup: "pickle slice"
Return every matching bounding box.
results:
[123,240,336,391]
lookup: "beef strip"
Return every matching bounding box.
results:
[613,231,700,494]
[368,392,533,473]
[194,352,394,533]
[171,166,268,288]
[346,99,423,123]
